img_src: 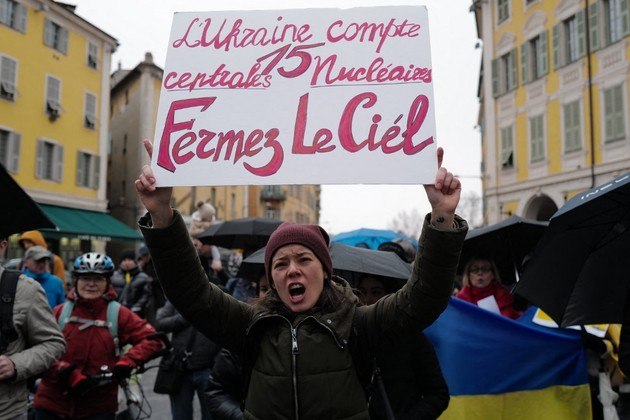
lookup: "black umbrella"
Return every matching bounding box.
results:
[515,172,630,327]
[0,163,56,237]
[239,242,411,288]
[458,215,548,286]
[196,217,283,250]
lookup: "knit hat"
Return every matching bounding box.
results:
[189,201,216,238]
[264,222,332,284]
[119,249,136,262]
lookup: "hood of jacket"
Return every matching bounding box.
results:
[19,230,48,248]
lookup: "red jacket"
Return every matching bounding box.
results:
[34,285,162,417]
[456,282,522,319]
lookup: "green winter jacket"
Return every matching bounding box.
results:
[140,211,467,420]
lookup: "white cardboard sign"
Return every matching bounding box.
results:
[152,6,437,186]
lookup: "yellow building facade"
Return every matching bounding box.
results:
[473,0,630,224]
[0,0,136,262]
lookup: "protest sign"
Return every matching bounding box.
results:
[152,6,437,186]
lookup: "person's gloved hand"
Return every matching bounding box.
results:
[112,363,133,383]
[56,361,76,385]
[69,374,93,397]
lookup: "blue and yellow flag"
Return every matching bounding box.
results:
[425,299,591,419]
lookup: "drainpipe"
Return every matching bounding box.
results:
[584,0,597,188]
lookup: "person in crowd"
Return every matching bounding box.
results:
[138,245,167,315]
[33,252,162,419]
[0,235,66,420]
[111,249,153,321]
[618,296,630,416]
[455,257,521,319]
[205,275,270,419]
[18,230,67,290]
[188,201,224,284]
[357,274,450,420]
[156,299,220,420]
[22,246,65,308]
[136,141,466,419]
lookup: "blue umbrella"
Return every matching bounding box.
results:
[331,228,418,250]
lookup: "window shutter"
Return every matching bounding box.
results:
[509,48,518,90]
[92,155,101,189]
[552,24,560,69]
[492,58,500,97]
[589,1,600,51]
[54,144,63,182]
[15,3,26,32]
[613,86,625,139]
[521,44,528,85]
[576,10,586,58]
[76,152,85,186]
[622,0,630,36]
[540,31,549,75]
[9,132,19,172]
[59,27,69,54]
[44,20,54,47]
[0,0,8,26]
[604,89,614,141]
[35,140,43,178]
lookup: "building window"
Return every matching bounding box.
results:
[529,115,545,162]
[264,207,281,220]
[0,0,26,32]
[563,100,582,153]
[44,19,68,54]
[0,55,17,101]
[497,0,510,24]
[230,192,236,219]
[76,151,100,189]
[87,42,98,69]
[0,128,20,172]
[84,93,96,129]
[35,139,63,182]
[553,11,586,69]
[491,48,517,97]
[46,75,62,118]
[605,0,626,44]
[603,84,626,143]
[521,32,548,84]
[500,126,514,169]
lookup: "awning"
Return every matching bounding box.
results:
[39,204,142,242]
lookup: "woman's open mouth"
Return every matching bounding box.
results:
[288,283,306,303]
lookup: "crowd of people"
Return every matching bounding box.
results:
[1,144,628,420]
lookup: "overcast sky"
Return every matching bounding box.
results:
[69,0,481,235]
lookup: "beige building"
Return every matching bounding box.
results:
[109,53,321,234]
[472,0,630,224]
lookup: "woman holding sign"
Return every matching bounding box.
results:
[135,141,466,419]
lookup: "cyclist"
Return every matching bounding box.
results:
[33,252,162,419]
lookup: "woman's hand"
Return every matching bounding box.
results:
[135,140,174,228]
[424,147,461,229]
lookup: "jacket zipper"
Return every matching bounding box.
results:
[291,326,299,420]
[246,313,345,420]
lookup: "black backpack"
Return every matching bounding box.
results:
[0,269,20,354]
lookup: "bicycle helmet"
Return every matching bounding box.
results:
[72,252,115,278]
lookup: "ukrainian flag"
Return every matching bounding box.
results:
[425,299,591,419]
